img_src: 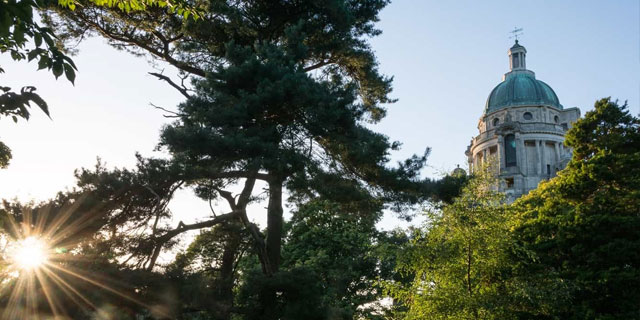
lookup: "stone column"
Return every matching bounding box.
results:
[497,136,505,172]
[554,142,560,165]
[540,140,546,176]
[515,133,525,175]
[536,140,542,175]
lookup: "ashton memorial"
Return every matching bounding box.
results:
[465,40,581,201]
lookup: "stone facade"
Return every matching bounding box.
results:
[466,41,580,202]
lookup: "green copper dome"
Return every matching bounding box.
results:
[484,41,563,114]
[484,72,562,113]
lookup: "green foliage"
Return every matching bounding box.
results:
[0,141,11,168]
[0,0,76,82]
[0,84,51,167]
[386,163,517,320]
[230,199,399,320]
[0,0,71,168]
[281,200,384,319]
[237,267,327,320]
[431,169,469,205]
[0,0,69,169]
[511,98,640,319]
[0,85,49,120]
[56,0,200,17]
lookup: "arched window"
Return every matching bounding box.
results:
[493,118,499,127]
[554,115,559,124]
[504,134,517,167]
[523,112,533,120]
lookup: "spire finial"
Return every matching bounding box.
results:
[507,28,526,71]
[509,27,523,42]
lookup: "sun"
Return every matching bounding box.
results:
[9,236,50,271]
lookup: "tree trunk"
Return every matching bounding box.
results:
[214,225,242,320]
[260,180,284,320]
[266,180,284,273]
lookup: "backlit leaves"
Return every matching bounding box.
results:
[57,0,201,18]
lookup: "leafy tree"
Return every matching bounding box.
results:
[386,163,516,320]
[279,200,384,319]
[0,0,77,81]
[0,0,68,167]
[511,98,640,319]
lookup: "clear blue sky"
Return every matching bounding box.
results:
[0,0,638,233]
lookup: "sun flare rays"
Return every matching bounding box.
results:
[0,197,166,319]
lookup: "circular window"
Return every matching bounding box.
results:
[554,115,559,124]
[492,118,499,126]
[523,112,533,120]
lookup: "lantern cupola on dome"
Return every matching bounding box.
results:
[509,40,527,70]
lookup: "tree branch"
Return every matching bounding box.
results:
[149,102,181,118]
[196,169,273,183]
[148,72,191,99]
[215,187,237,211]
[156,212,237,244]
[74,13,206,77]
[303,59,335,72]
[237,175,256,208]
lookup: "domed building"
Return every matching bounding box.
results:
[466,40,580,201]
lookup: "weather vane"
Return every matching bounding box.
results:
[509,27,524,41]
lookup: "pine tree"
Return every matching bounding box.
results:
[46,0,434,281]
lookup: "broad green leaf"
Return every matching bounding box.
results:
[34,32,42,47]
[27,48,41,61]
[23,90,50,118]
[37,55,50,70]
[63,63,76,84]
[13,24,25,44]
[63,55,77,69]
[52,62,63,79]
